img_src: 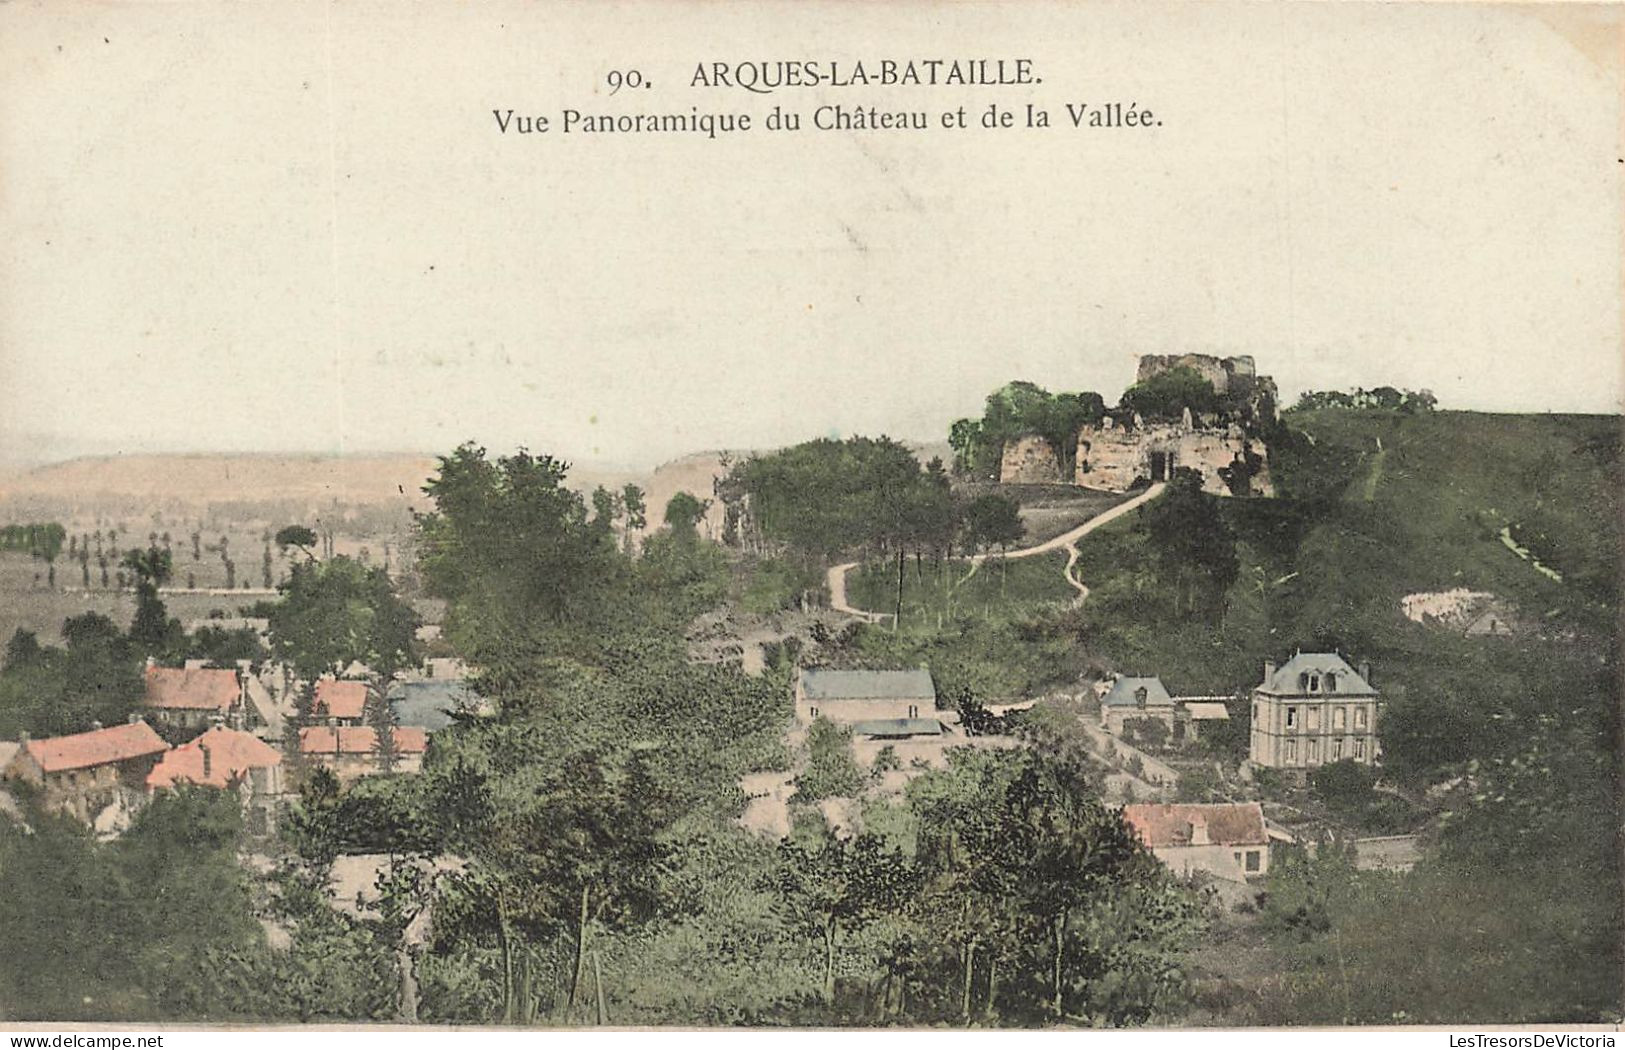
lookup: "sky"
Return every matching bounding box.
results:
[2,2,1620,469]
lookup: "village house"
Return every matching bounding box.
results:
[1248,652,1380,775]
[312,676,371,726]
[143,661,248,735]
[298,725,428,782]
[2,719,170,823]
[146,725,285,834]
[1123,801,1271,881]
[794,668,946,739]
[1099,676,1231,745]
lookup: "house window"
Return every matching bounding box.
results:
[1252,703,1258,722]
[1245,851,1261,872]
[809,706,818,719]
[1307,739,1320,763]
[907,705,919,719]
[1354,706,1368,729]
[1307,707,1321,730]
[1332,739,1343,760]
[1283,740,1297,763]
[1354,739,1366,759]
[1285,707,1297,728]
[1333,706,1346,730]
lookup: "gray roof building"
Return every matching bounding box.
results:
[1101,677,1174,708]
[851,718,945,739]
[387,680,474,731]
[799,668,935,701]
[1260,653,1375,696]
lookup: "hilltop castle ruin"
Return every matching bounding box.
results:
[999,354,1277,497]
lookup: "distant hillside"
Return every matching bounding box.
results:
[0,453,442,508]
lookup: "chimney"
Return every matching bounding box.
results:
[1262,659,1276,686]
[1188,816,1210,846]
[145,655,156,671]
[128,712,143,724]
[90,720,103,731]
[1358,660,1371,684]
[18,731,29,745]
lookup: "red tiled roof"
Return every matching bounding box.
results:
[313,678,369,720]
[1122,802,1267,849]
[144,665,240,712]
[299,725,428,756]
[146,726,281,790]
[20,722,169,774]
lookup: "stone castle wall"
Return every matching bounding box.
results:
[998,434,1064,484]
[1074,418,1273,496]
[1137,354,1256,395]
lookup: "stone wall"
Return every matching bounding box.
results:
[1136,353,1256,395]
[998,433,1064,483]
[1135,353,1279,423]
[1074,418,1273,496]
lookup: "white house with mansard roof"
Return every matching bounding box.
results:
[1248,652,1380,776]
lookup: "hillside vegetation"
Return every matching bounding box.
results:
[1059,407,1619,1024]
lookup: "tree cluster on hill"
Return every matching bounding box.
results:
[0,614,142,738]
[948,382,1106,481]
[1291,387,1438,413]
[0,521,66,586]
[268,555,419,682]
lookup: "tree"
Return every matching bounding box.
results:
[429,734,678,1025]
[0,613,142,748]
[620,484,647,553]
[123,546,180,654]
[663,491,709,536]
[1119,366,1219,421]
[276,524,319,559]
[1138,468,1239,616]
[268,556,419,682]
[29,523,65,589]
[950,383,1107,480]
[367,687,401,775]
[415,443,630,674]
[775,831,916,1003]
[960,494,1025,557]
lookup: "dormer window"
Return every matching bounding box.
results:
[1325,673,1337,692]
[1308,674,1321,693]
[1134,687,1148,708]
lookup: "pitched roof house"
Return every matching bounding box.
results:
[1123,801,1271,881]
[3,721,170,823]
[299,725,428,781]
[313,677,370,724]
[1249,652,1381,774]
[794,668,941,737]
[147,725,282,791]
[143,664,244,733]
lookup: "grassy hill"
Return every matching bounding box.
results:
[1070,409,1617,702]
[1053,407,1622,1023]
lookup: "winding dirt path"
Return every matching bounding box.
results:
[826,483,1167,620]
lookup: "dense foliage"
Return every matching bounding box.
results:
[949,382,1106,480]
